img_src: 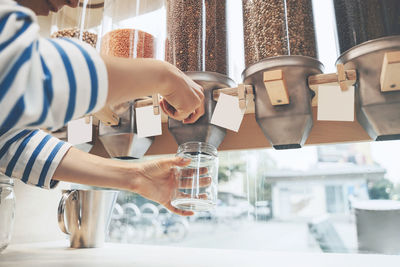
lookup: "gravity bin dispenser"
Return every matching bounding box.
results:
[241,0,323,149]
[97,102,153,159]
[97,0,166,158]
[168,72,235,148]
[165,0,233,147]
[333,0,400,141]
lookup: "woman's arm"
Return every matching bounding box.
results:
[0,129,71,189]
[52,147,200,216]
[101,56,205,123]
[0,3,204,134]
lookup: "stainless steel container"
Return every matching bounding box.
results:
[243,56,323,149]
[353,200,400,254]
[58,189,118,248]
[337,36,400,141]
[98,102,153,159]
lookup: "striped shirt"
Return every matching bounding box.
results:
[0,1,108,189]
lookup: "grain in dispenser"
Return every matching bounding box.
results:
[166,0,228,75]
[241,0,323,149]
[333,0,400,141]
[98,0,165,158]
[242,0,317,67]
[100,0,165,60]
[51,0,104,49]
[333,0,400,54]
[165,0,234,149]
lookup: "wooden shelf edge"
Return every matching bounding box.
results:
[145,107,371,155]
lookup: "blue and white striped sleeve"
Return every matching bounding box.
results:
[0,3,108,131]
[0,129,72,189]
[0,2,108,189]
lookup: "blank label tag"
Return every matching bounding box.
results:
[136,105,162,138]
[67,116,92,145]
[318,85,355,121]
[211,93,245,132]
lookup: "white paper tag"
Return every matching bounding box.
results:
[211,93,245,132]
[135,105,162,138]
[67,116,92,145]
[317,85,355,121]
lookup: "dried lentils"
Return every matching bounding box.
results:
[100,29,155,59]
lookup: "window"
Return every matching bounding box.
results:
[107,140,400,255]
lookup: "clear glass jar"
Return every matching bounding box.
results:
[171,142,218,212]
[242,0,318,67]
[100,0,165,60]
[51,0,105,49]
[333,0,400,54]
[0,176,15,253]
[165,0,228,74]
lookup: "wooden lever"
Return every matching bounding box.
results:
[263,70,289,105]
[152,94,160,115]
[135,98,153,108]
[213,85,253,101]
[308,69,357,107]
[84,115,91,124]
[212,84,253,112]
[94,106,119,126]
[336,63,348,91]
[238,84,246,110]
[380,51,400,92]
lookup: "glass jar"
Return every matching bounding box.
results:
[165,0,228,75]
[51,0,105,49]
[333,0,400,54]
[100,0,165,60]
[0,176,15,253]
[171,142,218,212]
[242,0,318,67]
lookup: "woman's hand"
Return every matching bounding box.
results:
[134,157,211,216]
[53,148,211,216]
[159,64,205,123]
[101,56,205,124]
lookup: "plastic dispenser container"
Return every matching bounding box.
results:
[98,0,165,158]
[51,0,105,152]
[241,0,323,149]
[165,0,234,148]
[51,0,104,49]
[333,0,400,141]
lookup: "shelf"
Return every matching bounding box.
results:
[144,107,371,155]
[2,241,399,267]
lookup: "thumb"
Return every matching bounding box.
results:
[171,157,191,167]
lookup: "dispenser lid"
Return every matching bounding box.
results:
[337,35,400,64]
[185,71,236,89]
[242,55,324,80]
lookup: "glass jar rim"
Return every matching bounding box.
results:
[177,142,217,157]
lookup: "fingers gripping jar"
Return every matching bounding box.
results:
[0,176,15,253]
[171,142,218,212]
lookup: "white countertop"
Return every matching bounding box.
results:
[1,241,400,267]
